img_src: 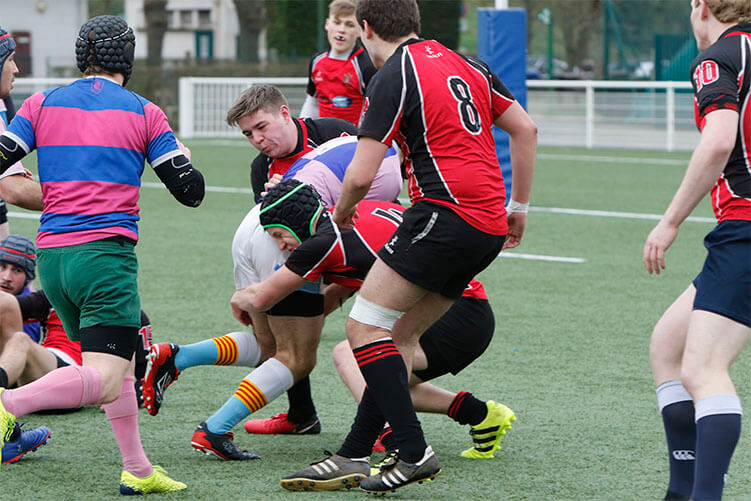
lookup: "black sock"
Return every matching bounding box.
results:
[349,339,426,463]
[379,426,397,451]
[661,400,696,498]
[338,388,386,458]
[448,391,487,426]
[0,367,8,388]
[286,376,316,424]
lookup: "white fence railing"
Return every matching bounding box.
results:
[179,77,697,151]
[10,78,76,102]
[10,77,697,152]
[526,80,695,152]
[178,77,309,139]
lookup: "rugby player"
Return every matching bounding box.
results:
[299,0,376,126]
[0,15,203,494]
[230,84,358,202]
[141,136,402,460]
[644,1,751,499]
[281,0,537,493]
[229,181,517,492]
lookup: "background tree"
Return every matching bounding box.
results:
[419,0,461,50]
[89,0,124,17]
[265,0,318,60]
[234,0,266,63]
[143,0,168,66]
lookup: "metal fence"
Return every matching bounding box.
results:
[527,80,695,152]
[11,77,698,152]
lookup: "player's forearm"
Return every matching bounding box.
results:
[338,169,372,212]
[508,127,537,205]
[152,154,205,207]
[662,111,736,226]
[0,175,42,210]
[323,283,356,316]
[662,143,729,226]
[0,176,43,211]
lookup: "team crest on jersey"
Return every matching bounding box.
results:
[90,79,104,94]
[343,73,352,85]
[425,44,443,59]
[693,60,720,92]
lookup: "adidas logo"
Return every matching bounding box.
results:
[312,458,340,475]
[672,450,695,461]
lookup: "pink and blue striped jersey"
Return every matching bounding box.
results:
[6,77,183,248]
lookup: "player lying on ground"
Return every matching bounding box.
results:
[0,235,49,464]
[140,136,402,460]
[229,180,516,492]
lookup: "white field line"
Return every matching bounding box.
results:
[13,168,715,265]
[529,206,715,224]
[141,181,253,194]
[498,252,586,263]
[536,152,687,166]
[8,211,41,220]
[139,184,714,225]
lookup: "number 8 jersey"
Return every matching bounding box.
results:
[357,38,516,236]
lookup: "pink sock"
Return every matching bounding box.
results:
[103,376,152,478]
[1,365,101,417]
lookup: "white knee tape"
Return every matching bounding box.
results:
[348,295,404,331]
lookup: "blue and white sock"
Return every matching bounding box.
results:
[657,380,696,498]
[691,394,742,501]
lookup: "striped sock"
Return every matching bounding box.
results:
[448,391,487,426]
[234,379,268,414]
[213,335,240,365]
[204,358,294,434]
[351,338,426,463]
[175,331,261,371]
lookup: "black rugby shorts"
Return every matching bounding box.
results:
[413,297,494,381]
[377,201,505,299]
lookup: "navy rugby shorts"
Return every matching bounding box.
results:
[693,220,751,327]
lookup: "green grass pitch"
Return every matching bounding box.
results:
[2,143,748,500]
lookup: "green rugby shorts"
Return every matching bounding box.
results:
[38,239,141,341]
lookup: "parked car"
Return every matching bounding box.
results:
[527,55,570,79]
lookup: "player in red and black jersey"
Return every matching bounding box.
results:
[300,0,377,126]
[4,288,152,405]
[230,181,515,475]
[288,0,537,493]
[226,84,357,203]
[644,2,751,500]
